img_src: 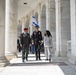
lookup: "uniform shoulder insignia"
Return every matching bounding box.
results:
[38,32,40,35]
[38,31,41,34]
[34,31,36,35]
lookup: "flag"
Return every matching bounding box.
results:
[32,16,39,27]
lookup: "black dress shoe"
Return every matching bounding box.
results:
[26,58,28,61]
[36,58,38,60]
[45,59,48,61]
[49,59,51,62]
[39,59,41,60]
[22,59,25,63]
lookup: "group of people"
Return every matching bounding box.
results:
[17,25,53,63]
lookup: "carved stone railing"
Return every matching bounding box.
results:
[67,40,71,57]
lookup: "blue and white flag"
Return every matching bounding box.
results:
[32,16,39,27]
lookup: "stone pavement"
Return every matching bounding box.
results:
[0,54,76,75]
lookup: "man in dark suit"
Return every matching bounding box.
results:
[20,28,30,62]
[31,25,42,60]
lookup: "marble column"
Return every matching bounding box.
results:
[55,0,71,56]
[29,11,34,36]
[55,0,61,56]
[38,3,42,31]
[21,18,26,33]
[69,0,76,64]
[0,0,9,66]
[25,17,30,33]
[46,0,50,30]
[46,0,56,54]
[17,21,22,37]
[5,0,18,57]
[41,5,46,37]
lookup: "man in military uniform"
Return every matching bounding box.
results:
[20,28,30,62]
[32,25,42,60]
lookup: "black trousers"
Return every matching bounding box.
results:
[22,44,29,60]
[34,45,41,60]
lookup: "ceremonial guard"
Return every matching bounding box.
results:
[20,28,30,62]
[32,25,42,60]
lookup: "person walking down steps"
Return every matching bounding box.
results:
[44,30,53,62]
[20,28,30,63]
[31,25,42,60]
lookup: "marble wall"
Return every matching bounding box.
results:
[0,0,5,58]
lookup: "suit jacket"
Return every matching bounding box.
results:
[31,30,42,45]
[20,33,30,47]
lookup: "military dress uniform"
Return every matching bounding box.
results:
[32,30,42,60]
[20,32,30,62]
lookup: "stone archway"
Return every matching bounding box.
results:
[41,4,46,37]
